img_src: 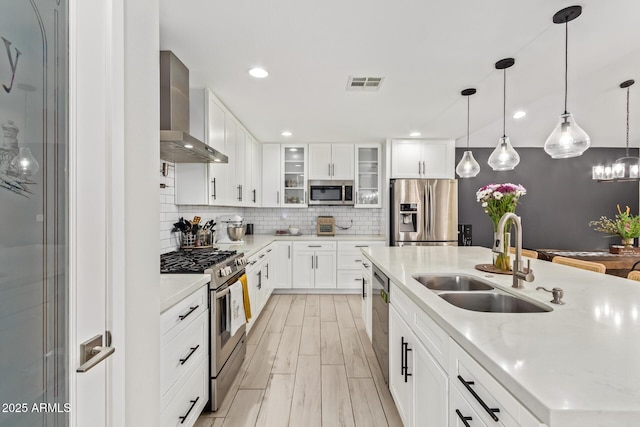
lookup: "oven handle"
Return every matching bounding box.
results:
[216,287,231,299]
[213,270,246,300]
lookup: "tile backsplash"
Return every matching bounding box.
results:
[160,161,384,253]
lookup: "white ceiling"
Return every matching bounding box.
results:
[159,0,640,148]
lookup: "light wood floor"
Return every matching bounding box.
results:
[196,294,403,427]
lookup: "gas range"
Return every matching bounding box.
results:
[160,249,247,288]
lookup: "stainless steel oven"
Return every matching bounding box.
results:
[308,180,354,206]
[372,264,390,384]
[209,269,246,411]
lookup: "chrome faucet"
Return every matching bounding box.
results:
[494,212,535,288]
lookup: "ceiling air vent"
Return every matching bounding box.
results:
[347,76,384,91]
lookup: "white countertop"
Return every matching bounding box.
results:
[214,234,386,258]
[362,245,640,427]
[160,274,210,313]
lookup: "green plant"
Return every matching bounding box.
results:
[589,205,640,239]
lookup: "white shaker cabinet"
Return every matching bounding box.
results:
[261,144,281,207]
[292,242,337,289]
[308,143,354,180]
[389,304,449,427]
[390,139,454,179]
[361,259,373,341]
[270,241,292,289]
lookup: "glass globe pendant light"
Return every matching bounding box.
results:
[544,5,590,159]
[456,88,480,178]
[488,58,520,171]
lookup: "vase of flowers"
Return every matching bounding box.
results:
[476,183,527,271]
[589,205,640,248]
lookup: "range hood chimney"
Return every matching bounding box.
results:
[160,51,228,163]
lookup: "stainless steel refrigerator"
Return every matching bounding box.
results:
[390,179,458,246]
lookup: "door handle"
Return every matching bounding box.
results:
[211,178,216,200]
[77,334,115,373]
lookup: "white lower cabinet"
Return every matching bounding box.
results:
[388,280,546,427]
[270,241,292,288]
[389,304,448,427]
[361,259,373,341]
[292,242,337,289]
[336,240,385,289]
[246,247,274,333]
[160,285,209,427]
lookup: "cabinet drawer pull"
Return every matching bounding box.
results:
[362,278,366,299]
[179,345,200,365]
[308,245,322,248]
[400,336,406,377]
[211,178,216,200]
[355,245,368,248]
[457,375,500,421]
[267,249,272,253]
[259,254,265,258]
[455,409,473,427]
[178,396,200,424]
[355,259,362,262]
[178,305,199,321]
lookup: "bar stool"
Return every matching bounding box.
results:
[627,270,640,281]
[552,256,606,273]
[509,247,538,259]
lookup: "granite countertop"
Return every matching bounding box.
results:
[160,274,210,313]
[214,234,385,258]
[362,245,640,427]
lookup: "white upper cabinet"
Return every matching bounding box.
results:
[308,144,354,180]
[391,139,454,179]
[354,144,382,208]
[261,144,281,207]
[282,145,308,207]
[174,88,261,207]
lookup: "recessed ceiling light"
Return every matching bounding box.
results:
[249,67,269,78]
[214,159,221,162]
[184,143,194,149]
[410,132,421,137]
[513,111,527,119]
[282,131,292,137]
[289,148,297,152]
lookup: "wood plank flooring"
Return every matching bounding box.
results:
[195,294,402,427]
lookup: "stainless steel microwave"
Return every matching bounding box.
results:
[308,180,354,206]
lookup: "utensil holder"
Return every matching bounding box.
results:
[180,230,214,249]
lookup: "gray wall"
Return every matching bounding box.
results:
[456,148,639,250]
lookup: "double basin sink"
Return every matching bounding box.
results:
[413,275,551,313]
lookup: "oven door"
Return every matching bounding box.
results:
[212,275,246,376]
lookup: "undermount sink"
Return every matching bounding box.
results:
[412,274,495,291]
[439,292,551,313]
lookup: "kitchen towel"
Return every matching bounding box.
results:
[239,273,252,322]
[230,280,246,336]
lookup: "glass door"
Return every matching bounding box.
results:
[0,2,68,426]
[282,145,307,207]
[355,144,381,208]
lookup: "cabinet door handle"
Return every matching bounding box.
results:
[332,163,335,176]
[266,263,269,279]
[178,396,200,424]
[403,339,412,383]
[362,277,366,299]
[179,345,200,365]
[258,270,262,289]
[178,305,199,321]
[311,255,314,269]
[267,249,272,253]
[308,245,321,248]
[253,189,256,203]
[422,161,425,175]
[400,336,406,377]
[259,254,265,259]
[457,375,500,421]
[277,191,280,204]
[211,178,216,200]
[237,185,242,201]
[288,246,291,259]
[418,161,421,175]
[328,163,331,177]
[455,409,473,427]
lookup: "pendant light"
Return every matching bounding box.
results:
[456,88,481,178]
[488,58,520,171]
[592,80,638,181]
[544,5,590,159]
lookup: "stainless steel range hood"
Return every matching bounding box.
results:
[160,51,228,163]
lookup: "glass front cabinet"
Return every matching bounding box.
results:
[282,145,308,207]
[355,144,382,208]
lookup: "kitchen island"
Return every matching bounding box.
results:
[362,245,640,427]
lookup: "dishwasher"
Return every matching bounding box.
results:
[371,264,390,384]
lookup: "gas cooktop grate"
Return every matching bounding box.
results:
[160,249,237,274]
